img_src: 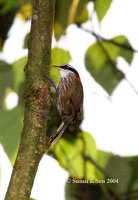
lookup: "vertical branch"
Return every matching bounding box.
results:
[5,0,56,199]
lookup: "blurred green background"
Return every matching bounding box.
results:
[0,0,138,199]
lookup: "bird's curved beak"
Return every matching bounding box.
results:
[51,65,62,70]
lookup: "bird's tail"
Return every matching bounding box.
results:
[50,118,72,146]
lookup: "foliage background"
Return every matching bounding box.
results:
[0,0,138,199]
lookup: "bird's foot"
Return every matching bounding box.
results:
[43,75,57,92]
[41,114,51,120]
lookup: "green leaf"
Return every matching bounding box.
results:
[125,156,138,190]
[95,0,113,22]
[54,0,89,40]
[54,0,72,40]
[85,43,123,94]
[0,0,33,14]
[0,106,24,165]
[54,131,97,179]
[12,56,27,92]
[75,7,89,25]
[12,56,27,107]
[130,180,138,191]
[0,61,14,109]
[23,33,30,49]
[106,156,132,193]
[96,150,112,179]
[16,3,32,21]
[85,35,133,94]
[74,1,89,23]
[51,48,71,85]
[51,48,71,66]
[102,35,133,64]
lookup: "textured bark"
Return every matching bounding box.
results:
[5,0,56,199]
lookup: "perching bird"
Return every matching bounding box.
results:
[50,64,83,145]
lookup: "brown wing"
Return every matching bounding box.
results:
[57,75,83,120]
[69,79,83,119]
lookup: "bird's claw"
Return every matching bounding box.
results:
[43,75,57,92]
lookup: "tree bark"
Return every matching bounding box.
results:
[5,0,56,199]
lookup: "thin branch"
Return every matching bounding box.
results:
[92,31,138,53]
[98,37,138,95]
[82,154,110,178]
[79,27,138,95]
[80,26,138,53]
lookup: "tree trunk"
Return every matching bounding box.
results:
[5,0,56,199]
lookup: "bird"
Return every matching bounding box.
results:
[50,64,83,145]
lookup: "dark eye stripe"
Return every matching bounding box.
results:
[68,67,78,74]
[60,64,78,75]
